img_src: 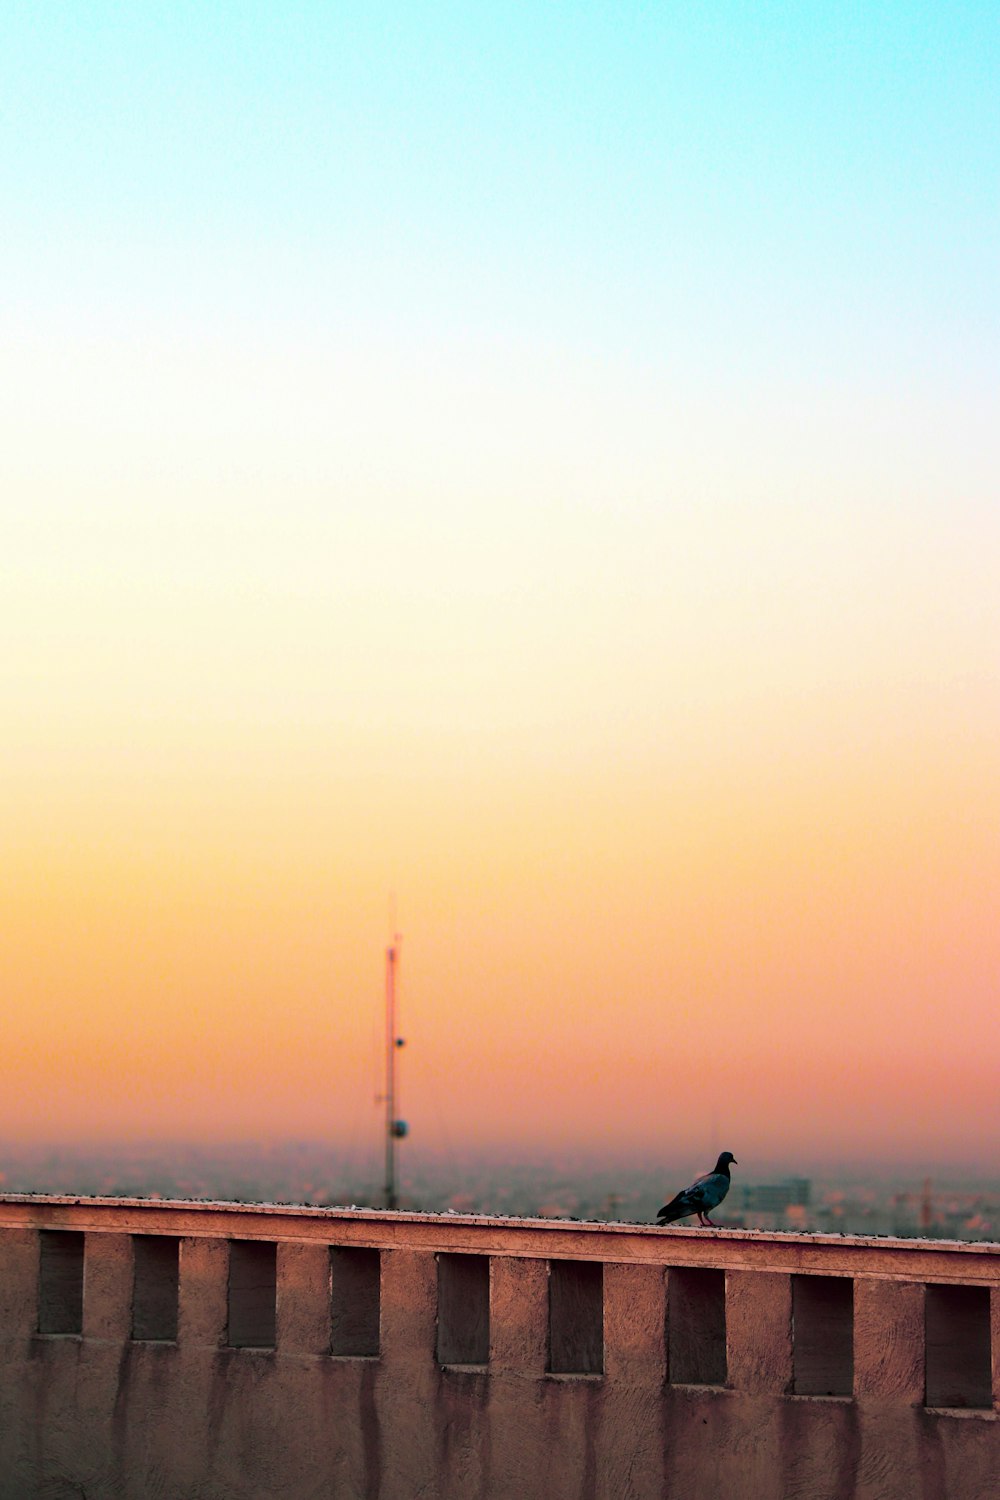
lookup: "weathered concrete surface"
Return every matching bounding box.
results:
[3,1192,997,1280]
[726,1267,792,1395]
[854,1278,925,1404]
[0,1196,997,1499]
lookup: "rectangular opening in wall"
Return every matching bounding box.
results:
[436,1252,489,1366]
[548,1259,603,1375]
[925,1283,991,1408]
[792,1275,853,1395]
[131,1235,179,1341]
[668,1267,726,1385]
[330,1246,380,1357]
[227,1240,277,1349]
[38,1230,84,1335]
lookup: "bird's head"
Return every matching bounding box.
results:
[718,1151,737,1168]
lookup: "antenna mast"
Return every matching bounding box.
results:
[384,935,407,1209]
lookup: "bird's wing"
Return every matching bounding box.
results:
[659,1177,711,1216]
[680,1176,728,1212]
[658,1169,732,1220]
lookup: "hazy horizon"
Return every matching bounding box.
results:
[3,1137,996,1187]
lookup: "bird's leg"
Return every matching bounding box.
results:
[696,1212,709,1226]
[702,1215,717,1227]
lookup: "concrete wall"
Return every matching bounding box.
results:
[0,1195,997,1499]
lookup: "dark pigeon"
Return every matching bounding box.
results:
[656,1152,737,1227]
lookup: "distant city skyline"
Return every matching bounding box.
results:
[2,1139,998,1244]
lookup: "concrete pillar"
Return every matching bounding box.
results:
[489,1256,548,1375]
[603,1263,667,1500]
[178,1236,228,1349]
[276,1242,330,1355]
[377,1251,439,1500]
[82,1232,132,1342]
[486,1256,550,1500]
[726,1269,792,1394]
[380,1248,436,1371]
[0,1228,38,1338]
[854,1279,924,1403]
[604,1263,665,1383]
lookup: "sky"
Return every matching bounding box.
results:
[2,3,998,1173]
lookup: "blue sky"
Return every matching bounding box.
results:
[5,3,997,366]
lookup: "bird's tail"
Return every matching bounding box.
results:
[656,1196,687,1225]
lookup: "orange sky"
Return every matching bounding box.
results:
[4,648,998,1165]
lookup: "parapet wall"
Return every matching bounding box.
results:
[0,1195,997,1499]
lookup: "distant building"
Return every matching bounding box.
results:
[741,1177,812,1215]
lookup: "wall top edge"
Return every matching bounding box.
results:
[0,1193,996,1257]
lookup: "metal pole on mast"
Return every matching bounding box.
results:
[384,937,403,1210]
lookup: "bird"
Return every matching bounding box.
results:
[656,1152,738,1227]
